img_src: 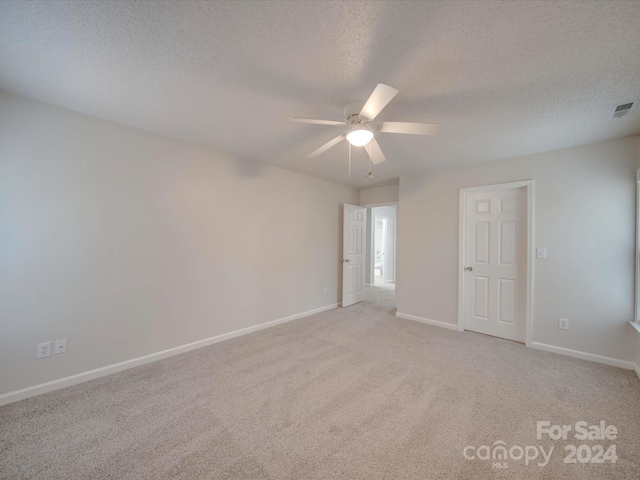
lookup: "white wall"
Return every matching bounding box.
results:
[636,142,640,373]
[372,206,397,218]
[366,208,373,284]
[360,184,399,206]
[397,136,640,363]
[0,92,359,395]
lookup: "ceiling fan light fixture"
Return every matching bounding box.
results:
[346,125,373,147]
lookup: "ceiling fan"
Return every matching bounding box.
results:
[288,84,440,167]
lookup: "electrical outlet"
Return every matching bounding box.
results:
[558,318,569,330]
[323,287,328,295]
[54,338,67,354]
[37,341,52,359]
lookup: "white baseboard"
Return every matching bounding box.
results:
[0,303,338,407]
[634,364,640,381]
[529,342,635,370]
[395,312,458,331]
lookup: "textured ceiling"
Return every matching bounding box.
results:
[1,0,639,189]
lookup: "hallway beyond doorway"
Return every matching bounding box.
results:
[365,204,397,309]
[365,283,395,308]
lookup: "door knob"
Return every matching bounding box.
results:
[465,266,473,271]
[345,259,350,263]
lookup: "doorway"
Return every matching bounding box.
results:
[458,181,533,344]
[366,205,396,307]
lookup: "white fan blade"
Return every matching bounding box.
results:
[288,117,346,126]
[364,137,386,165]
[360,83,399,121]
[307,135,346,158]
[378,121,441,136]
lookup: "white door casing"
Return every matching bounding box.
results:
[462,186,528,342]
[342,204,366,307]
[384,215,396,283]
[374,215,386,281]
[374,214,396,283]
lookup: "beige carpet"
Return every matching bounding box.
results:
[1,302,639,479]
[365,283,396,308]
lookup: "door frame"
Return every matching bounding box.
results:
[362,202,398,286]
[372,213,396,284]
[457,180,534,346]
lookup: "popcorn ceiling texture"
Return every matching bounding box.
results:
[0,0,639,188]
[1,302,639,478]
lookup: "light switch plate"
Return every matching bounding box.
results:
[536,247,547,259]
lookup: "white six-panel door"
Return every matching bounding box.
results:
[464,188,526,342]
[342,204,366,307]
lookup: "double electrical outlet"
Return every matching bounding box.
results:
[37,339,67,359]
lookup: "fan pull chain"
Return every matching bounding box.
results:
[348,142,351,179]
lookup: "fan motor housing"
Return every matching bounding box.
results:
[344,101,368,124]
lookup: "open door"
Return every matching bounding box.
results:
[342,203,366,307]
